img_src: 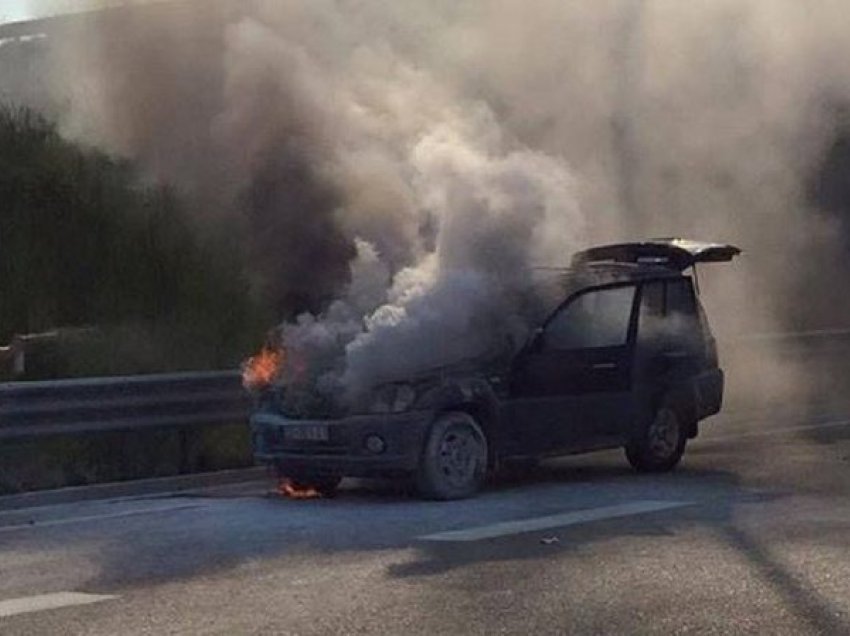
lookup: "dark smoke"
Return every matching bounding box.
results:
[242,142,355,317]
[4,0,850,398]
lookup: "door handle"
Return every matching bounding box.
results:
[591,362,618,370]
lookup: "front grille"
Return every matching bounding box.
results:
[281,393,344,419]
[259,387,346,420]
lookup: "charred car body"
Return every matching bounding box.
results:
[250,239,741,499]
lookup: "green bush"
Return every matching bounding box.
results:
[0,105,270,375]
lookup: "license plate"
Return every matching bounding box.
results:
[284,425,329,442]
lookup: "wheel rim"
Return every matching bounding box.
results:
[648,408,680,459]
[437,424,484,488]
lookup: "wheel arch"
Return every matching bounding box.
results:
[656,380,700,438]
[439,402,498,465]
[418,377,502,469]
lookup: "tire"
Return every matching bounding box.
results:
[416,411,488,500]
[625,403,688,473]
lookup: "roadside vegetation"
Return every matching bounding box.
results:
[0,105,270,379]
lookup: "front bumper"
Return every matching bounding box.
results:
[250,409,434,478]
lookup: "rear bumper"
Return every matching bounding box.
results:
[696,368,724,420]
[250,409,434,478]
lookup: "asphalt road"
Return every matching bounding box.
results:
[3,387,850,634]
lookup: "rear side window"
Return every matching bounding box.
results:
[640,281,665,319]
[666,279,698,320]
[638,278,700,343]
[545,285,636,350]
[665,279,700,338]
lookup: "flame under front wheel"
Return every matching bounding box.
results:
[625,404,688,472]
[416,411,488,500]
[275,470,342,498]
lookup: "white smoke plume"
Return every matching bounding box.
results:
[340,125,582,394]
[274,103,583,397]
[7,0,850,401]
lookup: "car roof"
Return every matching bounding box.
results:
[562,261,683,289]
[529,261,683,319]
[531,237,741,319]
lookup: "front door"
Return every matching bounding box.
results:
[509,283,638,454]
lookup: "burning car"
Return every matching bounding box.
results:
[248,239,740,500]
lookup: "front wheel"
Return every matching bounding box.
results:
[416,411,488,500]
[625,405,687,472]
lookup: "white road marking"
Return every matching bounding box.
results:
[419,500,692,542]
[702,418,850,443]
[0,592,116,618]
[0,502,205,534]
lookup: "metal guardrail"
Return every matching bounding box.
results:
[0,370,250,440]
[732,328,850,343]
[728,329,850,359]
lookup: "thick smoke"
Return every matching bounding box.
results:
[10,0,850,401]
[334,126,580,396]
[266,99,582,398]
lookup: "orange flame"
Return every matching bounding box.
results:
[278,478,322,500]
[242,345,284,390]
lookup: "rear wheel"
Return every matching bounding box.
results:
[625,404,687,472]
[416,411,488,500]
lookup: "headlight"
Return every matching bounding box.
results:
[368,383,417,414]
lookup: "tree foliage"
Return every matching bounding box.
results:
[0,105,267,373]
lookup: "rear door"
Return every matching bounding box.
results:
[509,283,638,453]
[636,278,704,376]
[633,277,705,421]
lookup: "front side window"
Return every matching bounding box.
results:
[544,285,636,350]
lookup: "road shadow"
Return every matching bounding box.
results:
[387,462,850,634]
[0,458,720,585]
[723,524,849,634]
